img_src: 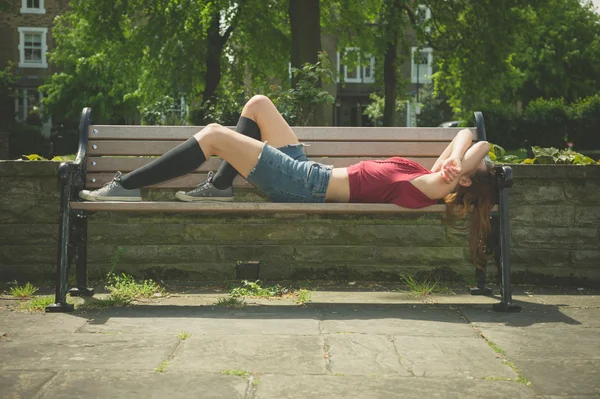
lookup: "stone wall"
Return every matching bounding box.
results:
[1,161,599,286]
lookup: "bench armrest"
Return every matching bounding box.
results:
[495,166,513,189]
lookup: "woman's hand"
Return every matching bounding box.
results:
[441,156,462,183]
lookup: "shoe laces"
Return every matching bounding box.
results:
[101,171,123,189]
[197,171,215,189]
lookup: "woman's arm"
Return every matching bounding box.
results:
[431,129,473,173]
[459,141,491,177]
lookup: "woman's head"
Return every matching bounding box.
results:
[443,161,497,269]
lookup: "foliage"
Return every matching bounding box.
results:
[9,122,50,160]
[20,296,56,312]
[42,0,291,127]
[401,274,451,295]
[480,93,600,150]
[10,282,39,298]
[230,280,285,298]
[215,297,247,308]
[177,332,191,340]
[294,289,312,305]
[416,84,455,127]
[363,93,407,127]
[270,52,335,126]
[104,273,164,304]
[489,143,599,165]
[428,0,600,115]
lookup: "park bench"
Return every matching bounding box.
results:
[46,108,520,313]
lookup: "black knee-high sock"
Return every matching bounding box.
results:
[211,116,261,189]
[119,137,206,189]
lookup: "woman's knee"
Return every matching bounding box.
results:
[243,95,274,116]
[193,123,224,151]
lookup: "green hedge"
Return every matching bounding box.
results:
[476,94,600,150]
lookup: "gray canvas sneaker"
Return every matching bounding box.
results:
[175,171,234,202]
[79,172,142,201]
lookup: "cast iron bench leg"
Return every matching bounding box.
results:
[69,212,94,297]
[493,172,521,313]
[46,164,75,312]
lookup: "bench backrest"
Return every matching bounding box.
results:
[84,125,481,189]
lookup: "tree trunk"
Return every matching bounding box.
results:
[199,11,226,124]
[383,36,398,127]
[383,0,403,127]
[289,0,326,125]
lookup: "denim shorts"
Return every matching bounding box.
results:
[246,142,333,203]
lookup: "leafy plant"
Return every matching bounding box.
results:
[489,143,599,165]
[10,282,39,298]
[294,289,312,305]
[20,295,56,312]
[401,274,451,296]
[230,280,285,298]
[177,332,191,340]
[271,52,335,126]
[104,273,164,304]
[215,297,246,308]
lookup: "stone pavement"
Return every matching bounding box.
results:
[1,285,599,398]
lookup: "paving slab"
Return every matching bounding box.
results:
[326,334,411,376]
[475,327,600,360]
[0,311,88,337]
[42,371,248,399]
[0,370,56,399]
[81,305,321,336]
[321,305,477,337]
[0,333,179,371]
[459,304,586,328]
[254,375,534,399]
[393,336,515,378]
[169,334,327,375]
[517,359,600,397]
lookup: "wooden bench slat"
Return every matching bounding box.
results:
[86,173,224,189]
[86,156,437,172]
[87,140,450,157]
[70,201,458,214]
[89,125,475,141]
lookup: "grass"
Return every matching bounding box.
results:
[222,369,251,378]
[104,273,164,304]
[230,280,285,298]
[10,282,39,298]
[487,340,506,355]
[215,297,247,308]
[178,332,191,340]
[155,360,169,373]
[76,297,130,310]
[20,295,55,312]
[294,289,312,305]
[401,274,452,295]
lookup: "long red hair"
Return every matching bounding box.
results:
[442,166,498,269]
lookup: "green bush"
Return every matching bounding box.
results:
[520,98,571,149]
[571,94,600,150]
[489,143,599,165]
[476,93,600,150]
[9,122,49,159]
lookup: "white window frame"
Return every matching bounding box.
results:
[20,0,45,14]
[363,56,375,83]
[411,47,433,84]
[337,48,376,84]
[417,5,431,33]
[18,27,48,68]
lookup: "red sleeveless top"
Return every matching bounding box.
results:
[347,157,439,209]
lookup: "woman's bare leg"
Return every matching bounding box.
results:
[240,95,300,148]
[194,124,264,178]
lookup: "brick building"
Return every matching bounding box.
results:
[0,0,70,136]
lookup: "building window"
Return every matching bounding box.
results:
[15,88,42,121]
[18,27,48,68]
[337,48,376,84]
[416,5,431,33]
[20,0,45,14]
[411,47,433,84]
